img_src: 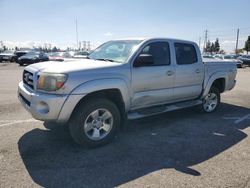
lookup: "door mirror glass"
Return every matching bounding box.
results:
[134,54,154,67]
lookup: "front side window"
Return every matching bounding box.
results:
[139,42,171,65]
[174,43,198,65]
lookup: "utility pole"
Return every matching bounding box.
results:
[235,28,239,54]
[75,19,79,50]
[203,30,208,52]
[83,41,86,50]
[199,37,201,50]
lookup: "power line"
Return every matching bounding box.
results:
[207,26,250,33]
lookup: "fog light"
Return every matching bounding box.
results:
[36,102,49,114]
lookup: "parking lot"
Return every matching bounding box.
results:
[0,62,249,188]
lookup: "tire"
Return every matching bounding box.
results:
[69,98,121,148]
[200,87,220,113]
[11,57,16,62]
[19,63,24,66]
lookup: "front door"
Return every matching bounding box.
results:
[131,41,175,109]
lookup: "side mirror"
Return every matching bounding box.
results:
[134,54,154,67]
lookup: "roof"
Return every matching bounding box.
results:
[112,37,196,44]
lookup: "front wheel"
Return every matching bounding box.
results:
[69,98,121,148]
[201,87,220,113]
[11,57,16,62]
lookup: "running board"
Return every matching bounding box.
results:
[127,100,202,120]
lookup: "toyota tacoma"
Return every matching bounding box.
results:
[18,38,237,147]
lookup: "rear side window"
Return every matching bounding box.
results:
[174,43,198,65]
[140,42,171,65]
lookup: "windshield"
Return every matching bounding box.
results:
[88,40,142,63]
[75,51,88,56]
[26,51,40,56]
[2,50,14,54]
[224,55,237,59]
[59,52,72,58]
[48,52,60,57]
[242,55,250,58]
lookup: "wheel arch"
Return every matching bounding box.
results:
[57,79,130,124]
[202,72,227,98]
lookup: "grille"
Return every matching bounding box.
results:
[23,70,34,89]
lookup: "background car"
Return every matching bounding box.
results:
[14,51,29,62]
[0,50,16,62]
[237,55,250,66]
[202,54,215,59]
[223,54,244,68]
[73,51,89,59]
[18,51,49,66]
[48,51,74,61]
[213,54,224,59]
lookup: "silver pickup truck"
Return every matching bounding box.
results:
[18,38,237,147]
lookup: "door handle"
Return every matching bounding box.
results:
[195,69,200,73]
[166,70,174,76]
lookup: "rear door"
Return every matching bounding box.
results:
[173,42,204,101]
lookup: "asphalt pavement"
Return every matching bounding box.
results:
[0,63,249,188]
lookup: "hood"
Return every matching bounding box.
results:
[0,53,14,56]
[27,59,122,73]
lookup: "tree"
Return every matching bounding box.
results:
[244,36,250,54]
[211,43,215,53]
[214,38,220,53]
[204,40,211,53]
[52,46,58,52]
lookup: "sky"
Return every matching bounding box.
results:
[0,0,250,52]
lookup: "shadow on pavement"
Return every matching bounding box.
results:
[18,103,250,187]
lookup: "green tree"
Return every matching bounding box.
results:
[211,43,215,53]
[204,40,211,53]
[52,46,58,52]
[244,36,250,54]
[214,38,220,53]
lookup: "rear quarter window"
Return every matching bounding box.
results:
[174,43,198,65]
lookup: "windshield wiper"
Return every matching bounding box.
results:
[95,58,116,62]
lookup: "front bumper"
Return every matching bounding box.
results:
[0,56,11,61]
[18,82,68,122]
[18,58,37,64]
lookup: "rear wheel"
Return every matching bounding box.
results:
[201,87,220,113]
[69,98,120,148]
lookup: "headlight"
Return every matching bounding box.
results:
[37,73,67,91]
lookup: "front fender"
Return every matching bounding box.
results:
[57,78,130,123]
[72,78,130,109]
